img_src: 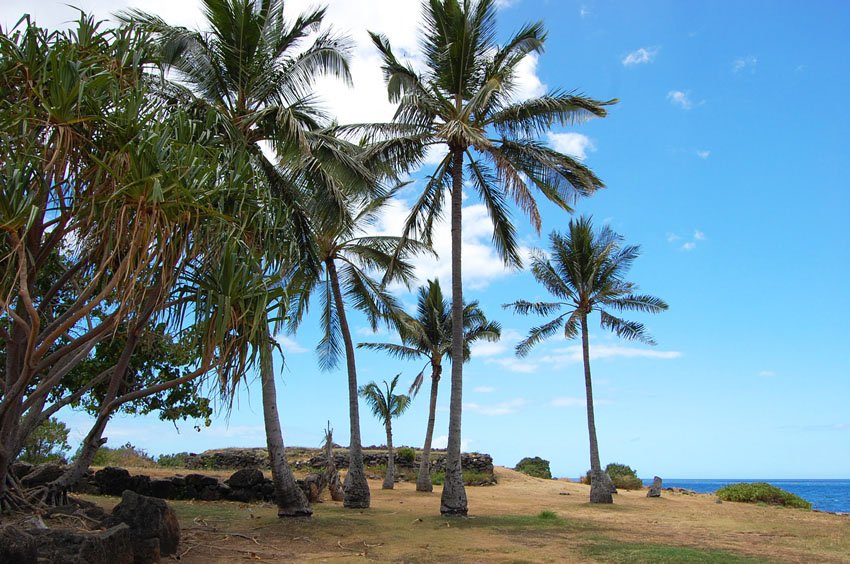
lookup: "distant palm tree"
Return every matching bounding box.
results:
[288,187,426,508]
[359,279,500,492]
[505,216,668,504]
[359,374,412,489]
[366,0,614,515]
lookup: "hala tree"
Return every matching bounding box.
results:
[365,0,614,515]
[359,374,412,490]
[505,216,668,503]
[359,279,500,492]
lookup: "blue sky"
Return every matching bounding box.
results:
[7,0,849,479]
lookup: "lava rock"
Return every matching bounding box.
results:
[647,476,663,498]
[95,467,133,496]
[108,490,180,562]
[226,468,264,489]
[0,524,38,563]
[30,524,133,564]
[21,463,65,488]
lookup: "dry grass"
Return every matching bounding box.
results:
[79,467,850,563]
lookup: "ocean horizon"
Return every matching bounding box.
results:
[641,478,850,514]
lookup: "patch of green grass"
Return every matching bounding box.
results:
[537,510,558,520]
[439,512,594,532]
[430,469,494,485]
[715,482,811,509]
[585,539,762,563]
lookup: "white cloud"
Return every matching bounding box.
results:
[465,398,527,416]
[668,229,705,251]
[757,370,776,378]
[681,242,696,251]
[666,233,681,243]
[667,90,695,110]
[579,5,590,18]
[473,386,496,393]
[544,344,682,363]
[432,435,471,451]
[487,357,538,373]
[374,198,531,291]
[696,150,711,159]
[622,47,659,66]
[511,53,547,101]
[693,230,706,241]
[274,334,308,354]
[546,132,595,160]
[469,328,522,358]
[732,55,757,73]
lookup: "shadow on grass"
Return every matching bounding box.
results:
[584,538,765,563]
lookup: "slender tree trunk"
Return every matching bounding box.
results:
[327,259,370,509]
[416,362,441,492]
[581,313,612,504]
[383,421,395,490]
[441,146,468,516]
[259,333,312,517]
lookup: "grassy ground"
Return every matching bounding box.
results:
[78,467,850,563]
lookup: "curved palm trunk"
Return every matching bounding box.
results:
[260,333,312,517]
[581,314,613,504]
[327,259,370,508]
[441,146,468,516]
[416,362,441,492]
[383,420,395,489]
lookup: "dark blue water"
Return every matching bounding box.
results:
[642,479,850,513]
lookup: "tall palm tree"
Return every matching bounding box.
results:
[366,0,615,515]
[288,188,426,508]
[504,216,668,503]
[359,279,500,492]
[122,0,355,517]
[359,374,412,490]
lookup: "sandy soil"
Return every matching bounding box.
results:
[76,466,848,563]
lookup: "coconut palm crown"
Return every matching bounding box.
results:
[364,0,616,515]
[504,215,668,503]
[359,374,412,489]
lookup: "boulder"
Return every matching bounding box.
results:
[0,525,38,564]
[21,463,65,488]
[647,476,662,498]
[184,474,221,500]
[108,490,180,562]
[30,524,133,564]
[149,479,178,500]
[226,468,264,489]
[95,467,133,496]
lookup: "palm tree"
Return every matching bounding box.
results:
[359,374,412,489]
[504,216,668,503]
[288,188,426,508]
[122,0,355,518]
[359,279,500,492]
[366,0,615,515]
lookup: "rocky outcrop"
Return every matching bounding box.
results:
[29,524,134,564]
[108,490,180,563]
[0,524,38,563]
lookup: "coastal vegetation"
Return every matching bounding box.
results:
[359,374,412,489]
[716,482,812,509]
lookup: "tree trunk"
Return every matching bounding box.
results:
[416,362,441,492]
[441,146,468,516]
[327,259,370,509]
[581,313,612,504]
[383,421,395,490]
[260,333,312,517]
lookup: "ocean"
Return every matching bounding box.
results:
[642,478,850,513]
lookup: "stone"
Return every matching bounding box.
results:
[21,462,65,487]
[647,475,662,497]
[95,467,133,496]
[0,524,38,564]
[30,524,133,564]
[149,479,178,499]
[108,490,180,562]
[226,468,264,489]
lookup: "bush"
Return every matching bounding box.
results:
[715,482,811,509]
[515,456,552,479]
[87,442,156,468]
[396,447,415,465]
[157,452,190,468]
[19,418,71,464]
[584,463,643,490]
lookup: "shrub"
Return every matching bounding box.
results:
[715,482,811,509]
[19,418,71,464]
[87,442,156,468]
[157,452,190,468]
[584,463,643,490]
[396,447,415,465]
[515,456,552,479]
